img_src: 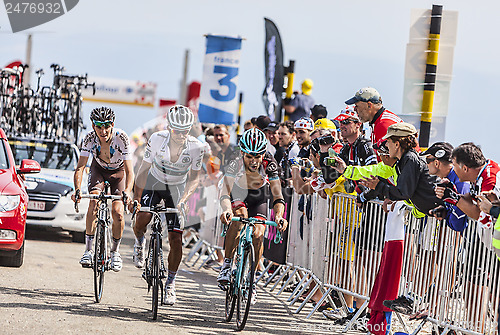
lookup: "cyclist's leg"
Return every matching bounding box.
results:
[247,200,268,273]
[165,184,184,284]
[224,204,247,260]
[133,174,161,239]
[108,168,126,251]
[80,163,104,265]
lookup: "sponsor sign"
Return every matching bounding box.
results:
[82,77,156,107]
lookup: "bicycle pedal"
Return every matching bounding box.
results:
[218,283,229,291]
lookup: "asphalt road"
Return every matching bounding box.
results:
[0,222,356,335]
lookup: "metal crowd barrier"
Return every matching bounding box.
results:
[181,181,499,334]
[183,184,223,269]
[258,191,499,335]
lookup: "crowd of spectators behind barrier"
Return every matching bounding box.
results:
[128,87,500,333]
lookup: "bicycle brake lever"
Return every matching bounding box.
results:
[74,189,80,213]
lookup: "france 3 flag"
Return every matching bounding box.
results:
[198,35,242,125]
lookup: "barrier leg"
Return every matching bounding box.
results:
[183,239,204,265]
[263,264,283,287]
[409,319,428,335]
[306,286,334,319]
[290,275,314,306]
[256,260,274,284]
[342,300,369,333]
[277,267,299,295]
[270,265,292,292]
[294,278,321,314]
[197,245,215,270]
[287,270,309,302]
[393,311,410,335]
[191,242,208,267]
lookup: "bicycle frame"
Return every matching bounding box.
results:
[226,217,281,295]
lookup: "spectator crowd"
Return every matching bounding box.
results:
[131,86,500,334]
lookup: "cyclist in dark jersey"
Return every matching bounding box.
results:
[217,128,288,303]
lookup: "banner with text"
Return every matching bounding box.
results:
[82,77,156,107]
[262,18,284,121]
[198,35,242,125]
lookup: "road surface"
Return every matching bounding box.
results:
[0,223,359,335]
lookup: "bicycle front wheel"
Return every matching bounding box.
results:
[224,275,236,322]
[236,243,255,331]
[151,235,161,320]
[93,222,106,303]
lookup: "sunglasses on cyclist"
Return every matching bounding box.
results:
[93,120,113,129]
[171,129,189,135]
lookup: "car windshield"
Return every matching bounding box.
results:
[0,140,10,169]
[9,140,77,170]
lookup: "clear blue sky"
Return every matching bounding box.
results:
[0,0,498,158]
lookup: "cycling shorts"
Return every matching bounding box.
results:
[230,182,269,221]
[88,159,125,196]
[140,174,185,233]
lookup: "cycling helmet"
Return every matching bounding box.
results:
[294,117,314,131]
[90,106,115,123]
[167,105,195,131]
[239,128,268,155]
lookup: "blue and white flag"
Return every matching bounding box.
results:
[198,35,242,125]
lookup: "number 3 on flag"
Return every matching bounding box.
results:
[210,66,238,102]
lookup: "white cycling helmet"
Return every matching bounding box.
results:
[167,105,195,131]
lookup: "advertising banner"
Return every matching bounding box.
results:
[198,35,242,125]
[262,18,284,120]
[82,77,156,107]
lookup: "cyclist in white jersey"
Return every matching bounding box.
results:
[72,107,134,272]
[132,105,205,306]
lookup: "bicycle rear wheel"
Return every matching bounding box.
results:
[93,222,106,303]
[236,243,255,330]
[224,275,236,322]
[151,235,161,320]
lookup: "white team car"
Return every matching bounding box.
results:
[8,137,89,242]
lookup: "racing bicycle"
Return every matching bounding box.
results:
[222,216,282,331]
[74,182,125,303]
[133,204,185,320]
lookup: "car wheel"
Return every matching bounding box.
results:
[71,230,86,243]
[1,241,25,267]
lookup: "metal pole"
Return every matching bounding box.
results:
[419,4,442,148]
[24,34,32,87]
[282,60,295,122]
[179,49,189,105]
[236,92,243,137]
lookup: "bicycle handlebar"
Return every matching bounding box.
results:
[139,206,179,214]
[222,217,283,244]
[231,216,278,227]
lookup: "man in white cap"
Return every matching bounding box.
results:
[345,87,402,159]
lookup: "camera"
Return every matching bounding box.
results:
[318,135,335,146]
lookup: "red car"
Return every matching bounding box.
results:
[0,129,40,267]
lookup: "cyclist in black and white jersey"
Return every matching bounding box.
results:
[132,105,205,306]
[217,128,288,304]
[72,107,134,272]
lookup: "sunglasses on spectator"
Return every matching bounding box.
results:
[93,120,112,129]
[340,118,359,125]
[425,156,437,164]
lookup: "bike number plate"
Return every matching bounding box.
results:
[28,201,45,211]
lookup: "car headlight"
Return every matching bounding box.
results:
[0,195,21,212]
